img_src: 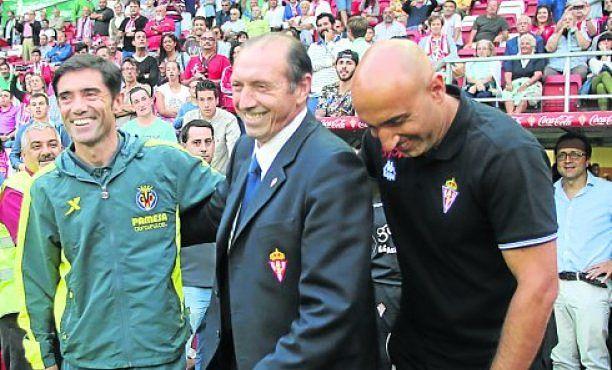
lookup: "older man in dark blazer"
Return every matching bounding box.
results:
[186,33,377,370]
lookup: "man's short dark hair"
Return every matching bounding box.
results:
[75,43,89,54]
[53,54,122,99]
[242,34,312,92]
[347,16,368,38]
[193,15,207,23]
[29,92,49,105]
[316,13,335,26]
[554,132,592,158]
[122,57,138,68]
[31,48,41,56]
[129,85,151,102]
[196,79,219,99]
[128,0,140,6]
[444,0,457,7]
[180,119,215,143]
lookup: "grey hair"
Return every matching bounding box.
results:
[241,34,312,92]
[21,122,60,149]
[519,33,537,49]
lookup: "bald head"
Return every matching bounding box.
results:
[352,40,456,157]
[353,40,434,113]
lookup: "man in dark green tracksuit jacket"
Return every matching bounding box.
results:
[15,55,226,370]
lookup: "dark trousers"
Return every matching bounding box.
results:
[0,313,32,370]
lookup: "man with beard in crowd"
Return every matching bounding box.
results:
[315,49,358,119]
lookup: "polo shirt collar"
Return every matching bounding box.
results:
[423,85,469,161]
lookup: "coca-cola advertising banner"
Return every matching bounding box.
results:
[321,112,612,131]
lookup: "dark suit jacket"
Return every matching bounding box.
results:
[15,21,41,46]
[199,113,377,370]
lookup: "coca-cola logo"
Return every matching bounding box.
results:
[537,115,573,127]
[321,117,368,131]
[588,114,612,126]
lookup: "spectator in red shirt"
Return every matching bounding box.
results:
[532,5,557,43]
[183,30,231,84]
[144,5,175,51]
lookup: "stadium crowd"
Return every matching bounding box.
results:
[0,0,609,369]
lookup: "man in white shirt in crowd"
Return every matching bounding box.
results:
[307,13,350,112]
[266,0,286,31]
[374,7,407,41]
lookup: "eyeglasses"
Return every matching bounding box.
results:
[201,37,215,41]
[572,5,585,9]
[556,151,586,161]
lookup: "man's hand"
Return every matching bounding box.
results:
[18,163,26,172]
[585,260,612,281]
[45,366,58,370]
[517,83,529,93]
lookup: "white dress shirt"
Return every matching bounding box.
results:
[253,107,307,179]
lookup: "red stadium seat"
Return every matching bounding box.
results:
[542,74,583,112]
[471,3,487,15]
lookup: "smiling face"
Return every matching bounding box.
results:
[520,36,535,54]
[130,88,152,117]
[56,69,121,147]
[231,40,310,144]
[556,147,588,181]
[536,7,550,24]
[22,126,61,173]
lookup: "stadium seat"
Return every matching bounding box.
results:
[471,2,488,15]
[542,74,583,112]
[498,13,517,32]
[498,0,524,18]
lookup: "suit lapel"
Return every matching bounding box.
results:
[230,114,319,245]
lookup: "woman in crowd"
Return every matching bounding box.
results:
[158,33,190,71]
[502,33,547,113]
[418,15,457,71]
[359,0,381,25]
[464,39,501,99]
[155,60,190,121]
[220,42,242,114]
[532,5,556,44]
[588,32,612,110]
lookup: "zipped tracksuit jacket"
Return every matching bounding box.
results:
[15,133,225,369]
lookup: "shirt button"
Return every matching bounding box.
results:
[69,290,74,299]
[216,330,220,338]
[214,290,219,297]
